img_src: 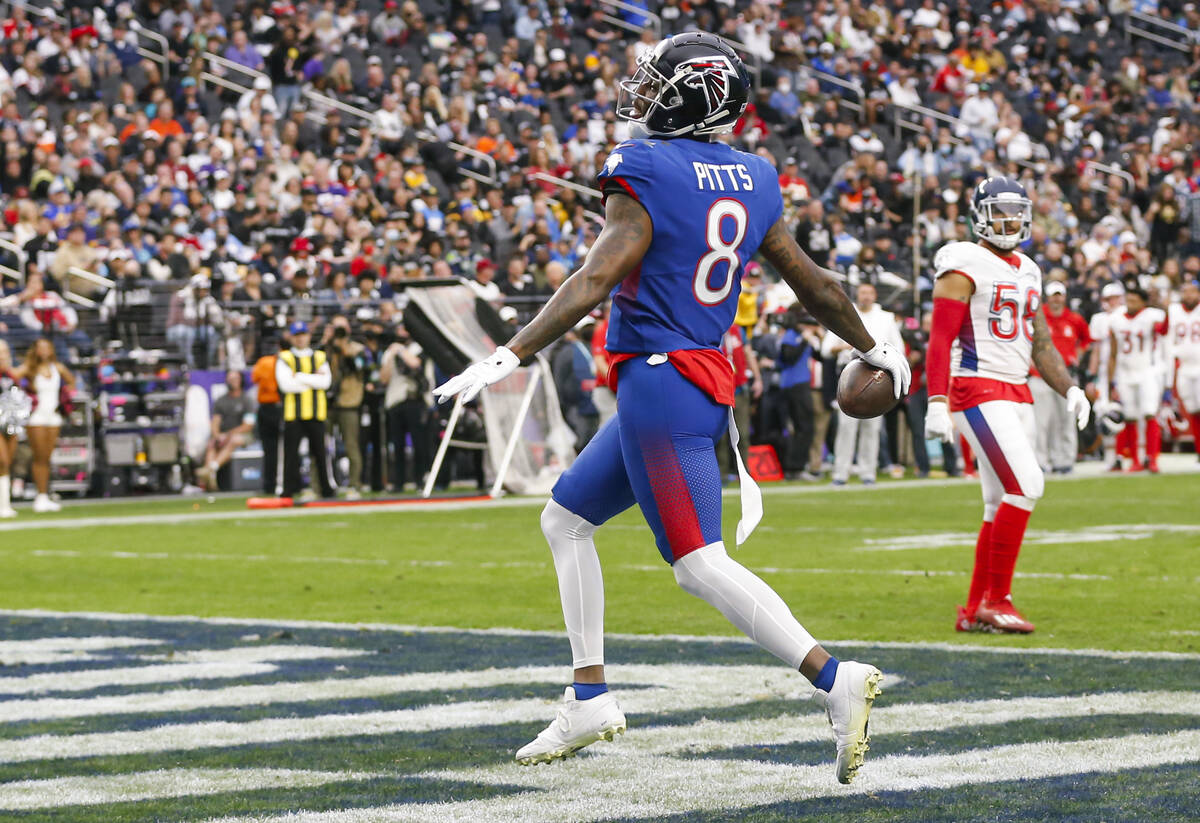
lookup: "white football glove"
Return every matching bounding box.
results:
[858,341,912,399]
[433,346,521,405]
[1066,385,1090,431]
[925,399,954,443]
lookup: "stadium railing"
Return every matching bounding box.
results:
[1124,10,1196,53]
[129,21,170,78]
[598,0,662,40]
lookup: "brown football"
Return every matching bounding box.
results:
[837,358,901,419]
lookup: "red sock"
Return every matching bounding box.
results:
[1190,414,1200,449]
[988,502,1032,603]
[1146,418,1162,460]
[1121,422,1139,464]
[966,520,993,614]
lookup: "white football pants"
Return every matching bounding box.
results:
[952,400,1044,520]
[1176,369,1200,413]
[1116,375,1162,420]
[832,409,881,483]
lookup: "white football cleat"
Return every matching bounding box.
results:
[0,507,16,519]
[814,661,883,784]
[515,686,626,765]
[32,494,61,513]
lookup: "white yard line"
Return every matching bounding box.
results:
[0,768,376,811]
[0,663,815,724]
[1,608,1194,661]
[0,646,368,697]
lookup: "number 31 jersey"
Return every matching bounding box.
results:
[596,138,783,355]
[934,241,1043,384]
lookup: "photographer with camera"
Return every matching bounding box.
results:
[323,315,368,498]
[380,320,430,491]
[359,320,388,492]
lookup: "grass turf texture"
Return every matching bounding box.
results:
[1,473,1197,653]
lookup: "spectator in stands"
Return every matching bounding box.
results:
[196,369,256,491]
[9,337,72,513]
[167,273,222,369]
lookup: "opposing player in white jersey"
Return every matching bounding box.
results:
[1169,279,1200,460]
[924,177,1089,634]
[1106,281,1169,473]
[1088,283,1127,470]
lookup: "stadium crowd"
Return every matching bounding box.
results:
[0,0,1197,497]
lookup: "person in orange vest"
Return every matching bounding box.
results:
[251,346,282,495]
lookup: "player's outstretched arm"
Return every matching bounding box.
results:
[759,217,874,353]
[506,193,652,362]
[1033,311,1090,429]
[759,217,910,397]
[433,193,651,405]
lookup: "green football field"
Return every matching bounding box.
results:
[0,469,1197,821]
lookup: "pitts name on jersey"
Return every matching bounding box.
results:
[692,162,755,192]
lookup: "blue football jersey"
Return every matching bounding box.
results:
[596,138,783,355]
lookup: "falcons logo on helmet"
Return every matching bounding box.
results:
[678,55,736,116]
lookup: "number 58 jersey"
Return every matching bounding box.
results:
[596,138,783,355]
[934,241,1043,384]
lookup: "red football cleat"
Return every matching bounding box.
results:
[1146,457,1160,474]
[974,596,1035,634]
[1124,462,1146,474]
[955,605,984,633]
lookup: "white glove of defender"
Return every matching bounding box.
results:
[858,342,912,399]
[1066,386,1090,431]
[925,400,954,443]
[433,346,521,405]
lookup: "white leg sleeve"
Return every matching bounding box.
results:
[540,500,605,669]
[673,542,818,670]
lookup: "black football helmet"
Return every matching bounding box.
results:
[969,176,1032,251]
[616,32,751,139]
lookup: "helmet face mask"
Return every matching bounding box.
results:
[970,178,1032,251]
[616,33,750,139]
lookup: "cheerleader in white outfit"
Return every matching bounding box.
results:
[10,338,73,513]
[0,339,28,518]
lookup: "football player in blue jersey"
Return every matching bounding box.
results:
[435,32,911,784]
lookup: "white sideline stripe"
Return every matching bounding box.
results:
[4,458,1195,534]
[0,637,161,665]
[0,646,367,697]
[4,548,1121,581]
[0,663,866,724]
[201,723,1200,822]
[1,608,1195,661]
[857,524,1200,552]
[31,549,388,566]
[0,768,375,811]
